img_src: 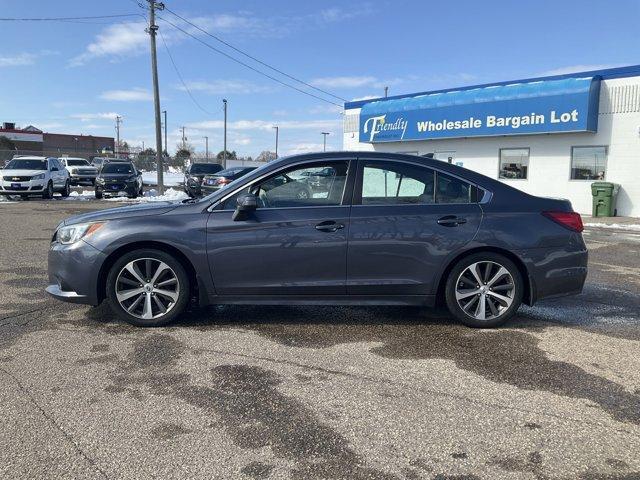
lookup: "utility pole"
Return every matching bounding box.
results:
[204,136,209,161]
[321,132,330,152]
[272,126,279,159]
[115,116,122,156]
[180,126,186,149]
[162,110,167,155]
[222,99,228,168]
[384,86,389,98]
[147,0,165,194]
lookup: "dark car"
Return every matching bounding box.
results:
[184,163,224,197]
[46,152,587,328]
[94,161,143,199]
[201,166,257,195]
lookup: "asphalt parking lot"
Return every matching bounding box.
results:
[0,200,639,480]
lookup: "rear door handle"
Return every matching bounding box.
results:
[437,215,467,227]
[315,221,345,232]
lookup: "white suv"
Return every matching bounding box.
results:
[0,156,70,199]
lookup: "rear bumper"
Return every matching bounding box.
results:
[519,239,588,304]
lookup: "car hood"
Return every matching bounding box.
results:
[0,169,47,177]
[63,202,180,226]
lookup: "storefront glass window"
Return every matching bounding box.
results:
[499,148,529,179]
[571,146,607,180]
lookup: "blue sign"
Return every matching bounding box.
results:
[358,77,600,143]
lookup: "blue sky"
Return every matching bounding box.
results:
[0,0,638,157]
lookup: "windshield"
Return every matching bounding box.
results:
[4,159,47,170]
[101,163,134,174]
[198,162,270,203]
[190,164,222,174]
[67,159,90,166]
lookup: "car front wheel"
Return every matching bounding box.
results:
[106,249,190,327]
[445,252,523,328]
[61,180,71,197]
[42,181,54,199]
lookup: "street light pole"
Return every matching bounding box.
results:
[147,0,165,194]
[115,116,122,156]
[321,132,330,152]
[204,136,209,161]
[222,99,228,168]
[272,126,279,159]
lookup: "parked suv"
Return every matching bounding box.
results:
[0,156,70,199]
[184,163,224,197]
[59,157,98,185]
[94,161,143,199]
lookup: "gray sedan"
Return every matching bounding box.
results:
[46,152,587,328]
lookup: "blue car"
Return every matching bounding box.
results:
[46,152,587,328]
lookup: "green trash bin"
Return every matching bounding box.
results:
[590,182,620,217]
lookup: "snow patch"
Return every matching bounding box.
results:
[142,171,184,187]
[584,223,640,231]
[104,188,188,203]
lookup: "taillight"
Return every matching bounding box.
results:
[216,177,231,185]
[542,211,584,233]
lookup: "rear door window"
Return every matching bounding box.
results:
[436,172,473,204]
[358,160,435,205]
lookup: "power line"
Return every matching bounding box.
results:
[0,14,143,22]
[158,27,213,115]
[163,7,347,102]
[157,15,344,108]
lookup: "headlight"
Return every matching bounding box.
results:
[56,222,105,245]
[32,173,45,180]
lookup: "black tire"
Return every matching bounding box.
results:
[444,252,523,328]
[129,190,138,199]
[106,249,190,327]
[42,181,53,199]
[95,189,103,200]
[61,180,71,198]
[139,185,144,196]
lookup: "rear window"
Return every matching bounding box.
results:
[102,163,134,174]
[216,167,248,176]
[191,164,223,174]
[5,159,47,170]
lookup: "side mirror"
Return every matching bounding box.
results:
[232,193,258,221]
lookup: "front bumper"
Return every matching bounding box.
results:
[69,174,96,184]
[96,182,138,196]
[0,180,46,195]
[47,239,107,306]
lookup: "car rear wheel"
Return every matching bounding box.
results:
[445,252,523,328]
[95,189,103,199]
[106,249,190,327]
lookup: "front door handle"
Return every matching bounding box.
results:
[315,221,345,232]
[437,215,467,227]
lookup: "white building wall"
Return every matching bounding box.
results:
[343,77,640,217]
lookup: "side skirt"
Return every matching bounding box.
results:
[206,294,436,307]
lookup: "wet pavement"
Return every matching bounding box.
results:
[0,200,639,479]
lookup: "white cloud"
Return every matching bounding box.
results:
[70,21,149,66]
[284,142,333,155]
[186,118,340,132]
[177,80,270,95]
[70,112,121,122]
[539,64,625,76]
[350,95,379,102]
[311,76,377,88]
[100,88,153,102]
[0,53,38,67]
[309,104,344,115]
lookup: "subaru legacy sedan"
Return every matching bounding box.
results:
[46,152,587,328]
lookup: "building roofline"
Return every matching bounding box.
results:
[344,63,640,110]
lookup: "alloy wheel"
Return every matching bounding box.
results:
[115,258,180,320]
[455,261,515,321]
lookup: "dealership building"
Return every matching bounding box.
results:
[343,65,640,217]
